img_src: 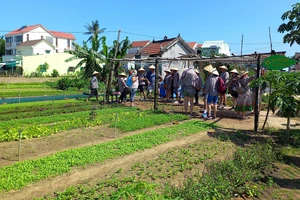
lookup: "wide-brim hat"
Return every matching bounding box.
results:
[119,72,127,77]
[211,68,219,76]
[149,65,155,69]
[239,71,248,77]
[138,67,145,71]
[164,69,171,73]
[230,69,239,74]
[219,65,228,70]
[204,64,214,72]
[170,67,178,71]
[194,69,199,74]
[92,71,99,75]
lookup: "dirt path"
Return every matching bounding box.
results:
[0,131,212,200]
[0,77,58,83]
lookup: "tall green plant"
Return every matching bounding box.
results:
[252,71,300,143]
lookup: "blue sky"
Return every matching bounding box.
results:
[2,0,299,56]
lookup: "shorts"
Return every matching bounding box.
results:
[138,85,146,92]
[90,88,98,97]
[182,86,196,97]
[207,95,218,105]
[231,92,238,98]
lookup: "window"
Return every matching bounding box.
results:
[6,50,12,55]
[45,50,51,54]
[41,36,44,40]
[27,34,29,41]
[56,38,58,47]
[67,39,70,48]
[15,36,23,44]
[56,49,58,53]
[68,66,75,73]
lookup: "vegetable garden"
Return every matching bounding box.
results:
[0,80,299,200]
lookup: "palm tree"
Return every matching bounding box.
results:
[84,20,106,50]
[65,39,104,79]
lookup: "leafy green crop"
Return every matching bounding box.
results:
[0,120,214,192]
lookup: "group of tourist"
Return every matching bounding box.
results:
[87,63,264,119]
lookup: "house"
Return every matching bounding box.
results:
[186,42,198,50]
[198,40,230,57]
[17,39,55,56]
[3,24,75,62]
[137,35,196,76]
[123,40,150,70]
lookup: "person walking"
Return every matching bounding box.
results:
[137,67,147,100]
[86,71,99,102]
[235,71,256,119]
[228,69,239,109]
[118,72,127,103]
[179,68,200,117]
[204,68,219,120]
[218,65,229,108]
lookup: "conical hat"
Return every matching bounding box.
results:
[119,72,127,77]
[239,71,248,77]
[194,69,199,74]
[204,64,214,72]
[211,68,219,76]
[219,65,228,70]
[92,71,99,75]
[138,67,145,71]
[149,65,155,69]
[230,69,239,74]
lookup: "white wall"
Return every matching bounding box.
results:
[22,53,83,76]
[17,46,33,56]
[32,42,54,55]
[24,27,53,42]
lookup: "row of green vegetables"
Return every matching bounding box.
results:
[0,109,189,142]
[0,104,93,121]
[0,89,77,98]
[0,99,88,114]
[38,139,233,199]
[0,120,214,192]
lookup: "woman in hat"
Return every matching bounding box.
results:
[163,69,173,102]
[86,71,99,102]
[219,65,229,108]
[228,69,239,109]
[228,69,240,108]
[202,64,214,118]
[170,67,180,103]
[118,72,127,103]
[126,70,139,106]
[194,69,203,105]
[138,67,147,100]
[235,71,256,119]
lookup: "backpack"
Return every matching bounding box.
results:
[236,80,245,94]
[217,77,226,93]
[126,75,133,87]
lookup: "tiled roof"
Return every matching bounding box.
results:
[140,38,176,55]
[17,39,49,47]
[49,30,75,40]
[187,42,197,49]
[5,24,43,36]
[131,40,150,47]
[197,44,202,48]
[5,24,75,40]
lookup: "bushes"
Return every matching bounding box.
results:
[51,69,59,77]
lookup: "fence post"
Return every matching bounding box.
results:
[18,91,20,103]
[18,129,22,162]
[114,113,118,138]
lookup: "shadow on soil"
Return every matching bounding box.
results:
[272,177,300,190]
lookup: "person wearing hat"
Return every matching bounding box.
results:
[194,69,203,105]
[126,70,139,106]
[202,64,214,118]
[219,65,229,109]
[228,69,240,109]
[118,72,127,103]
[179,68,200,117]
[138,67,147,100]
[86,71,100,102]
[235,70,256,119]
[170,67,180,103]
[163,69,173,102]
[145,65,163,100]
[204,68,219,120]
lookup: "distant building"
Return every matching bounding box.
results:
[198,40,230,57]
[3,24,75,62]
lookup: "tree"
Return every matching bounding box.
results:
[278,3,300,46]
[101,36,131,96]
[84,20,106,51]
[252,71,300,144]
[0,36,5,62]
[65,39,104,79]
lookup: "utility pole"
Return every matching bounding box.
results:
[154,59,159,110]
[106,29,121,102]
[254,54,261,133]
[241,34,243,56]
[268,27,273,52]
